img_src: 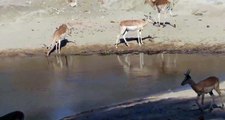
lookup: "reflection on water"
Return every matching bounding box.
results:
[0,54,225,120]
[117,53,178,79]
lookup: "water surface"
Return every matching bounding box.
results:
[0,54,225,120]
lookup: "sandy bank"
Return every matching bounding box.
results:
[0,0,225,55]
[1,41,225,57]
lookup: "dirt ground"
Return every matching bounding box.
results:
[61,88,225,120]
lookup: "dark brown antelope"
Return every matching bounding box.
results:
[181,70,224,111]
[144,0,175,27]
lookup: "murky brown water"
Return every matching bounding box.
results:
[0,54,225,120]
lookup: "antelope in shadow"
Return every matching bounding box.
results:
[181,70,224,111]
[115,15,155,48]
[144,0,176,27]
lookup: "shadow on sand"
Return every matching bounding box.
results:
[47,39,75,56]
[153,22,176,28]
[61,97,225,120]
[117,35,156,46]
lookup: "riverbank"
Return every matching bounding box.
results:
[61,82,225,120]
[1,42,225,57]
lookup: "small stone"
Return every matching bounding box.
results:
[110,21,116,23]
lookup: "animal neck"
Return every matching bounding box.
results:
[142,19,149,27]
[188,79,199,93]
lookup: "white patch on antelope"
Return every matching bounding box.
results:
[115,15,154,48]
[47,23,73,56]
[145,0,175,27]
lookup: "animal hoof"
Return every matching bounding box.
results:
[209,107,213,112]
[221,104,224,109]
[174,24,176,28]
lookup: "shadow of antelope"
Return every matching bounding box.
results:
[46,39,75,56]
[117,35,155,46]
[153,21,176,28]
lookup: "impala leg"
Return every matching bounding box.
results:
[196,95,203,111]
[122,31,129,46]
[209,91,215,111]
[139,30,143,44]
[163,12,167,27]
[201,94,205,105]
[156,7,161,27]
[169,9,174,16]
[58,40,61,54]
[215,88,224,108]
[137,30,141,46]
[115,35,121,48]
[55,42,58,53]
[157,13,161,27]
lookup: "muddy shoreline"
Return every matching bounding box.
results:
[1,43,225,57]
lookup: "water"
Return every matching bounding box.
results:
[0,54,225,120]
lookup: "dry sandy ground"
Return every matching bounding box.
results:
[0,0,225,56]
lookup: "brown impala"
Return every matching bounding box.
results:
[181,70,224,111]
[144,0,175,27]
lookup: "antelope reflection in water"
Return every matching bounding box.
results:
[47,55,74,72]
[158,53,178,75]
[117,53,158,79]
[117,53,178,79]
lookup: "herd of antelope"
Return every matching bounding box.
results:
[46,0,175,56]
[46,0,225,112]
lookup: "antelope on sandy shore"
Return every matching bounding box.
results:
[115,15,154,48]
[47,23,73,56]
[144,0,175,27]
[181,70,224,111]
[66,0,77,7]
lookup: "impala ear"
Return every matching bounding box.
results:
[184,69,191,75]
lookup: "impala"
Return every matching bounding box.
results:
[115,15,154,48]
[144,0,175,27]
[47,23,73,56]
[66,0,77,7]
[181,70,224,111]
